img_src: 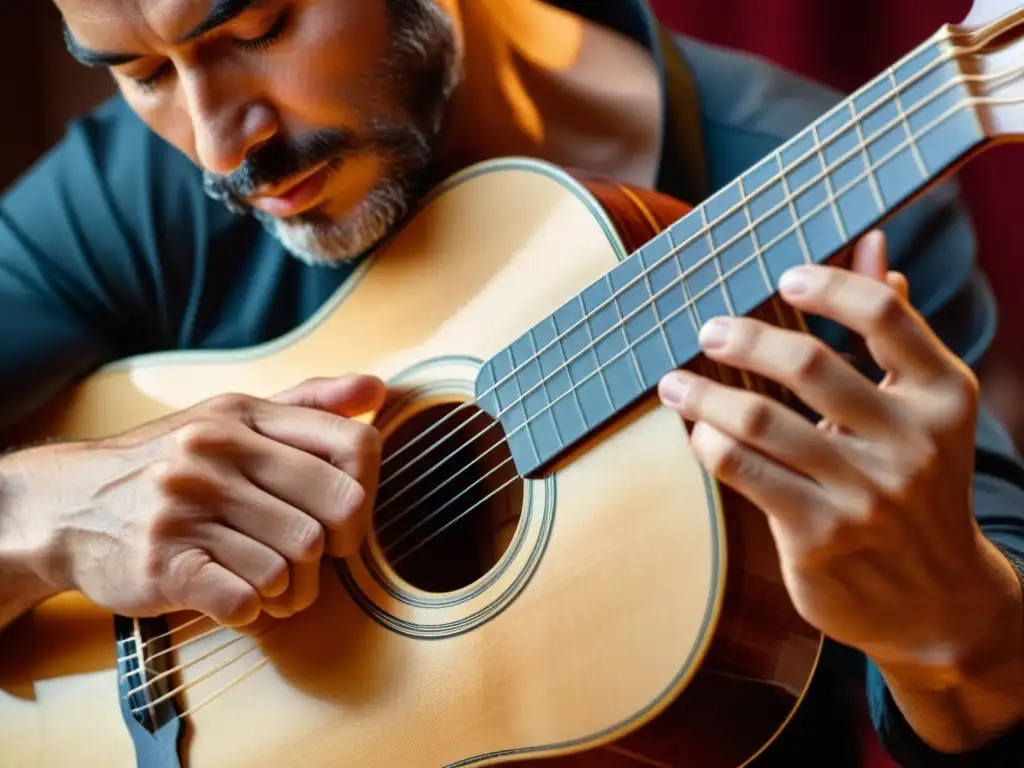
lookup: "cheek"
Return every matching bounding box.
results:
[259,0,394,125]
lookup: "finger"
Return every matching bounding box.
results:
[689,420,834,533]
[200,523,291,599]
[243,397,381,501]
[222,481,326,615]
[262,556,323,618]
[271,374,387,418]
[695,316,901,434]
[230,425,372,558]
[174,415,373,558]
[163,547,261,627]
[849,229,888,282]
[775,260,950,382]
[658,370,866,489]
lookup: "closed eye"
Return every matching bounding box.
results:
[128,7,292,91]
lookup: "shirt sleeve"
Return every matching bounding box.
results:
[0,96,224,433]
[671,32,1024,763]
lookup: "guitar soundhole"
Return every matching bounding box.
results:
[373,401,524,593]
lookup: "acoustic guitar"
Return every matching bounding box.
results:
[2,2,1022,766]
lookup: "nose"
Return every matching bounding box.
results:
[180,69,278,176]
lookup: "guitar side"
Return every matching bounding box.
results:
[0,158,820,768]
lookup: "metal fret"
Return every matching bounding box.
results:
[699,204,736,317]
[810,123,848,242]
[603,272,646,388]
[736,174,775,291]
[887,66,930,178]
[774,149,814,266]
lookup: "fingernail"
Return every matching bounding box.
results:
[779,266,815,295]
[699,318,731,350]
[659,372,690,406]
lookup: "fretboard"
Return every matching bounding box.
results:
[477,33,985,478]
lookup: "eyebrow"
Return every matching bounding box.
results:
[62,0,258,67]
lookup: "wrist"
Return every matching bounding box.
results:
[0,447,74,595]
[876,532,1024,752]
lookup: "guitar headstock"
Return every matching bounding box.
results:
[953,1,1024,141]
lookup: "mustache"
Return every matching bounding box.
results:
[206,128,356,199]
[203,122,432,205]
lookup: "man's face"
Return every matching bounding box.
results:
[57,0,462,265]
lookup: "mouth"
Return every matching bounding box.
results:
[249,161,334,218]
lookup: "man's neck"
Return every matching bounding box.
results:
[434,0,663,188]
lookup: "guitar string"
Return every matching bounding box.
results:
[377,23,991,479]
[175,657,272,720]
[372,66,1023,536]
[123,628,262,695]
[114,38,1020,706]
[379,456,516,554]
[375,417,505,532]
[122,622,283,705]
[130,641,264,714]
[118,619,229,669]
[115,612,208,658]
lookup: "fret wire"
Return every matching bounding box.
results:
[670,228,703,336]
[476,35,959,414]
[887,66,931,178]
[502,91,988,440]
[810,123,849,242]
[736,175,774,292]
[603,272,646,387]
[640,242,678,366]
[775,149,815,266]
[699,205,737,317]
[729,178,768,395]
[529,326,565,450]
[577,294,616,411]
[850,107,887,213]
[508,346,542,463]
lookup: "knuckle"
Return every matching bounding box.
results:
[350,423,383,465]
[294,522,326,562]
[737,400,773,440]
[149,455,221,503]
[204,392,254,420]
[257,556,290,598]
[219,583,260,626]
[790,340,829,381]
[868,286,906,332]
[170,419,231,455]
[334,473,369,523]
[696,425,745,480]
[940,369,980,424]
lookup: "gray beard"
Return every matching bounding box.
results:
[204,0,463,268]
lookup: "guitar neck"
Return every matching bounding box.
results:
[478,29,986,478]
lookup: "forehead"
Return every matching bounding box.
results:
[57,0,225,47]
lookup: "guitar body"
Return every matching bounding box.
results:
[0,158,823,767]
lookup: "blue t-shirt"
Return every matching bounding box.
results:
[0,1,1022,764]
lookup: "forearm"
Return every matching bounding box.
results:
[875,535,1024,754]
[0,455,65,634]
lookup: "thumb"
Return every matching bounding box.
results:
[271,374,387,418]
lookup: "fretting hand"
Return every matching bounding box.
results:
[0,374,385,627]
[657,230,1021,677]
